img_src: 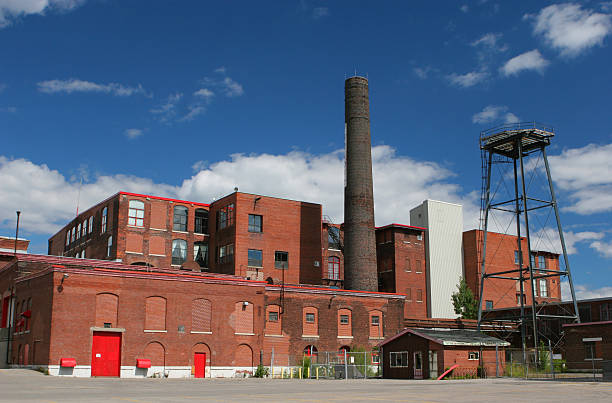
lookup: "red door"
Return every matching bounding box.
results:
[91,332,121,377]
[194,352,206,378]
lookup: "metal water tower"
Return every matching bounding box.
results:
[477,122,580,360]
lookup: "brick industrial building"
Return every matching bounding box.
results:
[0,252,404,377]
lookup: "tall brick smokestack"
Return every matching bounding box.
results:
[344,76,378,291]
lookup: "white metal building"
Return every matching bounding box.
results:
[410,200,463,318]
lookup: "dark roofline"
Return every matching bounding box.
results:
[375,223,426,231]
[563,320,612,328]
[120,192,210,207]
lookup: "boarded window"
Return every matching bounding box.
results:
[369,310,383,339]
[126,233,143,253]
[150,203,167,230]
[235,344,253,367]
[265,305,282,336]
[149,236,165,255]
[234,302,254,334]
[192,299,211,333]
[95,293,118,328]
[406,288,412,302]
[303,307,318,336]
[145,297,166,330]
[142,341,165,366]
[416,289,423,302]
[338,308,352,337]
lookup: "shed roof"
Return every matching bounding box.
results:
[380,328,510,347]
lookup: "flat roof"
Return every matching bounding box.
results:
[379,328,510,347]
[376,223,427,231]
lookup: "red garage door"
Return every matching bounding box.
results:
[91,332,121,377]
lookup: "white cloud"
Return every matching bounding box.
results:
[472,105,520,124]
[222,77,244,97]
[548,143,612,214]
[590,239,612,258]
[447,70,489,88]
[312,7,329,19]
[562,282,612,300]
[0,156,176,234]
[201,73,244,98]
[500,49,549,76]
[178,104,206,122]
[124,128,143,139]
[193,88,215,102]
[37,79,148,97]
[413,66,431,79]
[0,0,85,28]
[460,5,469,13]
[0,146,480,236]
[531,228,604,255]
[150,93,183,123]
[529,3,612,57]
[471,32,507,52]
[214,66,226,74]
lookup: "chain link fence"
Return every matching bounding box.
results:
[264,349,381,379]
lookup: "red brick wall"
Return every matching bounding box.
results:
[463,229,562,311]
[563,322,612,370]
[376,226,427,319]
[95,293,118,327]
[442,346,504,376]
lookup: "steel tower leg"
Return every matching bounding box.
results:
[518,140,539,361]
[542,147,581,323]
[477,151,493,330]
[513,147,527,365]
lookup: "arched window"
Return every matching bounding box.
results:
[369,310,383,339]
[194,242,208,268]
[234,301,254,335]
[128,200,145,227]
[303,307,318,336]
[328,257,340,280]
[82,220,87,237]
[145,296,166,331]
[107,236,113,257]
[304,345,318,358]
[265,304,282,336]
[338,308,352,337]
[76,223,81,239]
[173,206,188,232]
[172,239,187,265]
[95,293,118,328]
[339,345,351,353]
[88,216,93,234]
[192,298,212,333]
[101,207,108,233]
[195,209,208,234]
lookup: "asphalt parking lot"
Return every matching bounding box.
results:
[0,369,610,402]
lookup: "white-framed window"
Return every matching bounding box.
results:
[328,256,340,279]
[82,220,87,237]
[372,353,380,364]
[76,223,81,239]
[88,216,93,234]
[128,200,145,227]
[172,239,188,265]
[102,207,108,233]
[70,227,75,243]
[107,235,113,257]
[417,234,423,241]
[66,229,70,246]
[468,351,480,360]
[540,279,548,298]
[538,255,546,269]
[390,351,409,368]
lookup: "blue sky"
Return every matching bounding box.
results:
[0,1,611,299]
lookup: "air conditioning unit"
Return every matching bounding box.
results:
[313,260,320,267]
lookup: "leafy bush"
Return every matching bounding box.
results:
[253,364,269,378]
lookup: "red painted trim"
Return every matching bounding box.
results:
[375,223,427,231]
[437,364,459,380]
[120,192,210,207]
[563,320,612,327]
[271,284,404,297]
[90,267,266,284]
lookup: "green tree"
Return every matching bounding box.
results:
[451,278,478,319]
